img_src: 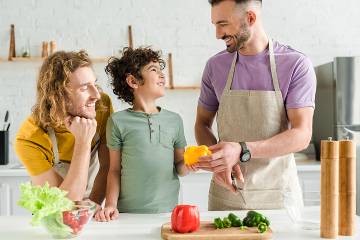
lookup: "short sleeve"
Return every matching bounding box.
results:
[106,116,123,150]
[14,138,52,176]
[99,93,114,144]
[286,56,316,109]
[198,60,219,112]
[174,115,187,148]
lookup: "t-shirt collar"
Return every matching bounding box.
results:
[127,106,162,116]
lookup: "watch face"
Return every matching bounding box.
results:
[242,152,251,162]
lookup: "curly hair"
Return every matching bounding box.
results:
[105,47,165,105]
[32,50,97,129]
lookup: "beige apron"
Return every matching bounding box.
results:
[208,38,304,210]
[47,127,100,198]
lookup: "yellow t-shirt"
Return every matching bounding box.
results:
[15,93,113,176]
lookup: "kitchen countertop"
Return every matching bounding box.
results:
[0,206,358,239]
[0,163,29,176]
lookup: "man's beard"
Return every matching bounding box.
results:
[66,104,96,119]
[225,23,251,53]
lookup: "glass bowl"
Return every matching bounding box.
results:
[41,200,96,239]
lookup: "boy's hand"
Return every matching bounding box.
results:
[92,203,101,218]
[185,164,199,173]
[94,206,119,222]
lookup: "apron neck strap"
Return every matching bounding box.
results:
[268,38,280,91]
[47,127,60,164]
[223,37,281,92]
[224,52,238,92]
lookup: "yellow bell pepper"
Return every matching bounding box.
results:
[184,145,212,166]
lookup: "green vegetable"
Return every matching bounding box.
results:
[214,217,224,229]
[227,213,238,222]
[227,213,243,227]
[243,216,257,227]
[222,217,232,228]
[257,222,268,233]
[263,217,270,226]
[243,216,249,226]
[243,210,270,227]
[41,212,72,238]
[247,210,257,217]
[17,182,74,226]
[232,218,243,227]
[213,211,270,233]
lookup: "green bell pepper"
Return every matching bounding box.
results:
[222,217,232,228]
[214,217,224,229]
[227,213,243,227]
[257,222,268,233]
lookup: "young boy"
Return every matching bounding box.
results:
[95,47,194,221]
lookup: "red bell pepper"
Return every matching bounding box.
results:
[171,205,200,233]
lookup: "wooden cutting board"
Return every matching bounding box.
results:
[161,221,272,240]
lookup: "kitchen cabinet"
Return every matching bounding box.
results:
[297,169,320,206]
[295,159,321,206]
[0,167,30,216]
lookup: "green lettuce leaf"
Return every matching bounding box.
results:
[17,182,74,225]
[41,212,73,238]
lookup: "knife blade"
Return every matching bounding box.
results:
[231,172,246,204]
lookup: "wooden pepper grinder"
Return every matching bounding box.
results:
[50,41,57,55]
[168,53,174,89]
[320,137,339,239]
[8,24,16,61]
[128,25,133,49]
[339,138,356,236]
[41,41,48,58]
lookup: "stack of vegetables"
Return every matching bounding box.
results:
[213,211,270,233]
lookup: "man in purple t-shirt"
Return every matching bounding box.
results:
[195,0,316,210]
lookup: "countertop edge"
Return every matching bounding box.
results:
[0,159,321,177]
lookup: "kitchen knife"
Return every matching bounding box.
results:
[231,172,246,204]
[3,110,9,130]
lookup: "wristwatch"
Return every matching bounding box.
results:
[239,142,251,162]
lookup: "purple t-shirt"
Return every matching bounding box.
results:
[198,41,316,112]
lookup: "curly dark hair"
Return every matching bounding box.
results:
[105,47,165,105]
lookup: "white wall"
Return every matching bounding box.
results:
[1,0,359,164]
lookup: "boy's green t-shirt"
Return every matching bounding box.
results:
[106,107,187,213]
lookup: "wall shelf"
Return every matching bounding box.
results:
[8,57,43,62]
[0,57,200,90]
[1,57,109,63]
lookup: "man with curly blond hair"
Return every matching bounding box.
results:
[15,50,113,211]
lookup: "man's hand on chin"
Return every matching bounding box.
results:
[65,115,97,145]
